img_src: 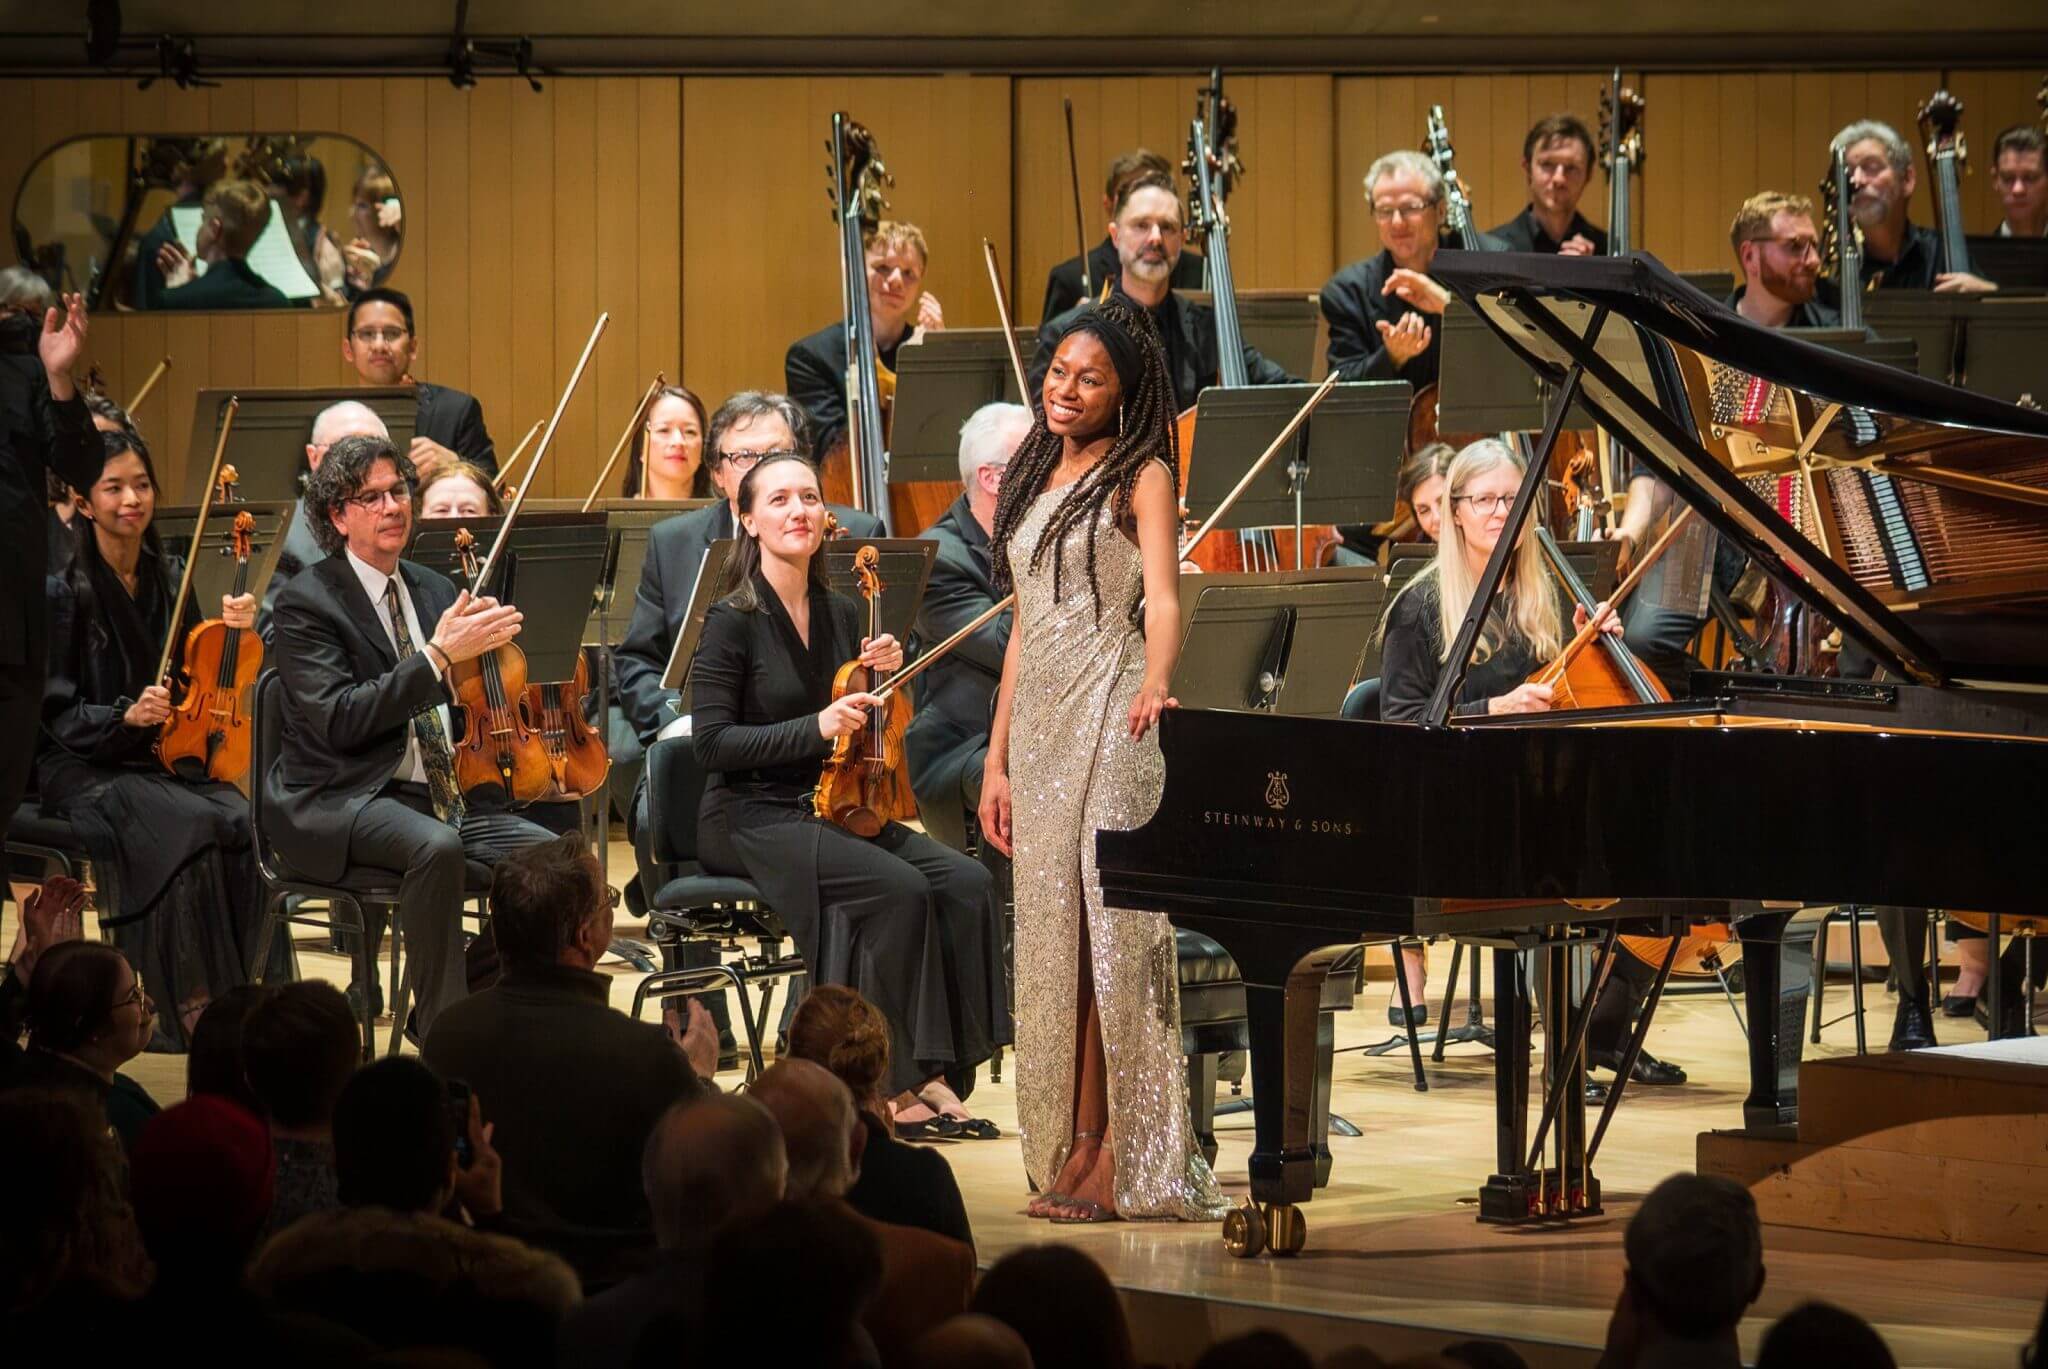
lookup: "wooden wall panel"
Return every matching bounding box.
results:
[21,67,2040,495]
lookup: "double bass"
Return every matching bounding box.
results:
[157,460,264,793]
[1918,89,1972,279]
[1178,73,1340,572]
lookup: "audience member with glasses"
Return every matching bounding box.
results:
[1376,438,1619,723]
[2,938,162,1154]
[342,287,499,482]
[1321,149,1508,389]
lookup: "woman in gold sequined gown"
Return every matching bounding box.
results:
[977,297,1229,1223]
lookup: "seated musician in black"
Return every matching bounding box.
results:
[1727,192,1841,328]
[266,435,554,1039]
[1488,114,1610,256]
[1831,120,1996,293]
[690,452,1009,1134]
[786,221,943,460]
[154,180,292,312]
[343,288,498,480]
[1322,151,1507,390]
[40,428,279,1049]
[1994,124,2047,240]
[1032,172,1294,414]
[1041,148,1206,321]
[904,401,1030,852]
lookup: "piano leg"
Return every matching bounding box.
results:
[1480,945,1539,1222]
[1735,910,1818,1127]
[1480,937,1602,1223]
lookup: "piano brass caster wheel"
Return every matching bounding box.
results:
[1223,1202,1266,1258]
[1266,1202,1308,1257]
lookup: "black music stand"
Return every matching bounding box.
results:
[660,542,737,698]
[587,499,715,644]
[1967,235,2048,291]
[890,330,1037,483]
[153,501,294,621]
[1184,382,1410,568]
[1960,300,2048,405]
[1183,290,1322,380]
[182,386,418,503]
[1170,568,1387,716]
[1439,299,1549,433]
[411,512,609,684]
[1862,293,1978,384]
[819,538,937,646]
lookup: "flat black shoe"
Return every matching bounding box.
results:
[1592,1049,1687,1085]
[1387,1003,1427,1028]
[1941,992,1978,1018]
[1584,1080,1609,1106]
[1889,996,1937,1051]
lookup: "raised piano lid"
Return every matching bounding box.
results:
[1428,250,2048,689]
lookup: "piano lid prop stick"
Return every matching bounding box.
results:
[1179,370,1342,563]
[1535,505,1694,687]
[981,240,1032,401]
[156,396,239,686]
[582,372,667,512]
[125,357,171,414]
[494,420,548,496]
[475,313,608,591]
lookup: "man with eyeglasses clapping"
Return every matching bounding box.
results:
[343,287,497,482]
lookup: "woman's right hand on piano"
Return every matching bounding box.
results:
[1487,682,1555,715]
[977,760,1013,858]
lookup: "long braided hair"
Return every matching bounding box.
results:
[988,294,1180,624]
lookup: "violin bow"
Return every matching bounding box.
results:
[1063,98,1091,300]
[981,239,1032,401]
[1178,371,1341,561]
[1535,506,1695,686]
[125,356,171,414]
[474,314,609,592]
[581,372,667,512]
[493,420,548,498]
[156,396,239,686]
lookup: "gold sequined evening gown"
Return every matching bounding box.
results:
[1007,469,1230,1221]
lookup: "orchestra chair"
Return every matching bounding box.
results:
[4,799,122,940]
[248,670,492,1059]
[625,735,806,1082]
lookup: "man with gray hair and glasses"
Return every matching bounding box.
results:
[1831,118,1996,293]
[904,402,1030,852]
[1321,148,1507,390]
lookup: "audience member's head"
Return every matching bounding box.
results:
[243,980,361,1136]
[905,1314,1035,1369]
[1621,1174,1765,1346]
[0,264,55,320]
[748,1058,862,1200]
[1756,1301,1895,1369]
[0,1088,152,1312]
[1196,1329,1314,1369]
[185,983,274,1114]
[129,1095,274,1281]
[488,831,613,972]
[701,1200,881,1367]
[642,1093,787,1252]
[972,1243,1137,1369]
[1441,1341,1529,1369]
[332,1057,456,1213]
[26,941,155,1076]
[788,984,893,1126]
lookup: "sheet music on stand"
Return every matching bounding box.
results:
[1182,289,1323,380]
[890,329,1038,483]
[182,387,418,503]
[1171,566,1388,717]
[152,500,295,620]
[411,512,608,683]
[660,542,735,698]
[1183,382,1410,563]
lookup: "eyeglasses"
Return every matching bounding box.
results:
[716,448,801,469]
[115,975,147,1011]
[350,327,409,345]
[1372,200,1439,222]
[1750,235,1822,258]
[346,483,412,511]
[1453,493,1516,514]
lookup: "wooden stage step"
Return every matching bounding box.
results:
[1699,1038,2048,1255]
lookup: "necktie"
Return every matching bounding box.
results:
[384,579,467,826]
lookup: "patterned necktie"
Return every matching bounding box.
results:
[384,579,467,826]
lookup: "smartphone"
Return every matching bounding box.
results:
[445,1078,474,1168]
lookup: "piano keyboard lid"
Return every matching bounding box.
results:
[1429,250,2048,690]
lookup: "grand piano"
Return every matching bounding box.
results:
[1099,252,2048,1256]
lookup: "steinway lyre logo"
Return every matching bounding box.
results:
[1264,771,1291,812]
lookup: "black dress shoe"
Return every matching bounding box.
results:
[344,979,386,1021]
[1387,1002,1428,1029]
[1940,992,1978,1019]
[1592,1049,1687,1085]
[1980,970,2034,1039]
[1889,995,1937,1051]
[1585,1080,1609,1106]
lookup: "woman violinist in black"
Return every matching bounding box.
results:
[691,453,1009,1135]
[39,428,283,1050]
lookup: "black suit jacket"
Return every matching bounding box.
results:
[264,554,458,882]
[415,381,497,475]
[784,323,909,460]
[903,495,1007,848]
[158,258,292,312]
[1030,290,1296,416]
[1320,235,1507,389]
[0,314,103,669]
[615,501,885,745]
[1040,238,1206,323]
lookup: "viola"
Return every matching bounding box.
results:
[446,527,554,802]
[157,466,263,793]
[522,648,611,802]
[813,544,917,836]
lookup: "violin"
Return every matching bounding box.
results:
[446,527,554,802]
[157,466,264,793]
[1177,75,1341,573]
[813,544,917,836]
[523,648,611,802]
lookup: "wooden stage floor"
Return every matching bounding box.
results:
[56,897,2042,1369]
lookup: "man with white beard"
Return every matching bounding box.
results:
[1829,118,1997,294]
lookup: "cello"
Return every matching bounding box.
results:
[157,463,264,793]
[1177,76,1340,572]
[813,543,917,835]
